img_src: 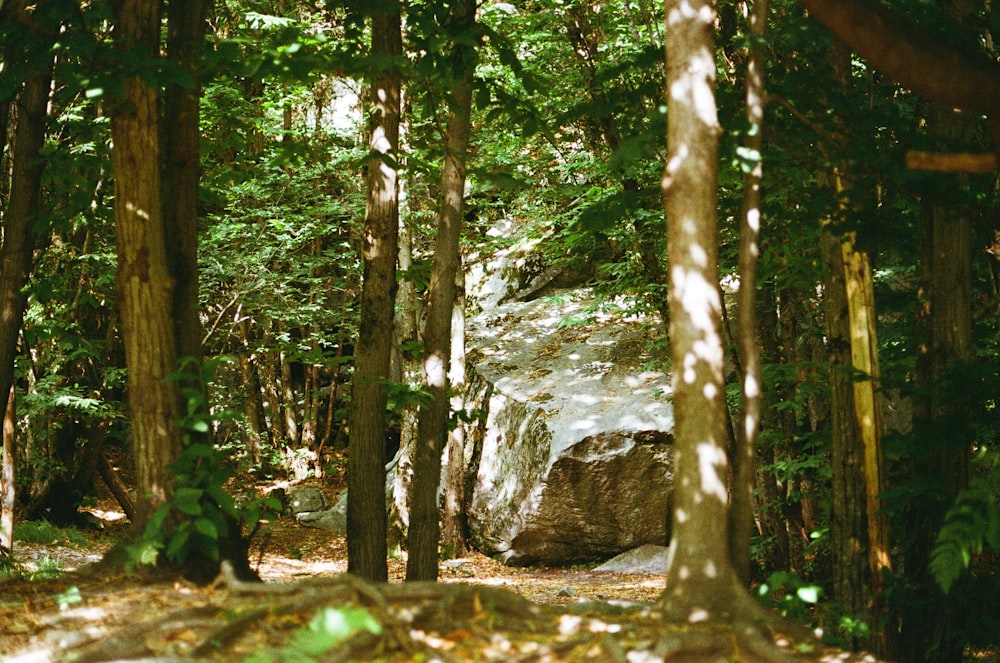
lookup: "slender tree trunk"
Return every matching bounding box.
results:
[756,285,792,573]
[1,387,14,556]
[729,0,767,586]
[280,354,299,447]
[406,0,477,582]
[97,449,136,523]
[0,24,54,553]
[260,343,287,451]
[389,178,420,550]
[0,32,53,456]
[111,0,185,528]
[347,2,402,582]
[238,316,269,466]
[441,264,467,557]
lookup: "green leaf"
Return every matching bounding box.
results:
[173,487,205,516]
[289,607,383,655]
[194,517,219,541]
[56,586,83,611]
[166,525,191,561]
[207,485,237,514]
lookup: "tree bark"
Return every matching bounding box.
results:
[163,0,208,364]
[816,40,892,655]
[1,387,14,556]
[441,264,467,558]
[794,0,1000,119]
[406,0,477,582]
[0,17,54,554]
[0,25,53,464]
[729,0,767,587]
[388,170,420,550]
[900,100,977,663]
[658,0,748,618]
[97,449,137,523]
[111,0,185,528]
[347,2,402,582]
[162,0,210,429]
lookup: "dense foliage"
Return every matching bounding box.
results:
[1,0,999,660]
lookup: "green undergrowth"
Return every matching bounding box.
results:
[14,520,90,548]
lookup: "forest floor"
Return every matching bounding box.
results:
[0,473,982,662]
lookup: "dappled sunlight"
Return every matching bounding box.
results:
[467,288,674,455]
[687,607,709,623]
[696,441,728,502]
[422,351,448,388]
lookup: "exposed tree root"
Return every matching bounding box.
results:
[33,568,886,663]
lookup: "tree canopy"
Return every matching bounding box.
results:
[1,0,999,660]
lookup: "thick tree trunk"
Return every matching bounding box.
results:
[347,3,402,582]
[111,0,185,528]
[900,101,976,663]
[830,225,892,657]
[818,40,892,655]
[794,0,1000,119]
[162,0,209,441]
[406,0,477,582]
[163,0,208,366]
[658,0,749,619]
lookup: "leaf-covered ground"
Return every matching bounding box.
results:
[0,481,893,662]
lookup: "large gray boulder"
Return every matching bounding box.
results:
[462,288,674,566]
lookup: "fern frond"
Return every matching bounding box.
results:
[929,476,999,594]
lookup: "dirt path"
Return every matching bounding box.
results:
[0,484,670,661]
[0,482,887,662]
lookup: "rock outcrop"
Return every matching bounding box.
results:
[461,288,674,566]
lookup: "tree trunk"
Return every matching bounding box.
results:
[793,0,1000,118]
[162,0,209,420]
[0,20,54,551]
[97,448,137,523]
[822,216,878,646]
[0,24,53,473]
[1,387,14,556]
[347,2,402,582]
[238,316,269,467]
[163,0,207,364]
[729,0,767,587]
[260,336,287,453]
[658,0,749,619]
[405,0,477,582]
[756,285,792,574]
[388,170,421,550]
[900,100,976,663]
[441,263,467,558]
[111,0,185,528]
